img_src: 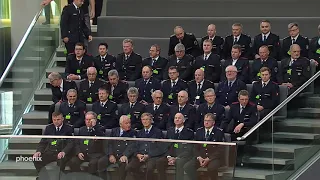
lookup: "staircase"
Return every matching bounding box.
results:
[2,0,320,179]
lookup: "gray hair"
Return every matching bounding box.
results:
[174,26,184,33]
[48,72,62,81]
[123,38,134,46]
[203,88,215,96]
[119,115,131,124]
[67,89,77,96]
[175,112,185,122]
[288,22,299,29]
[174,43,185,52]
[127,87,139,95]
[225,65,238,72]
[232,23,243,29]
[87,67,97,74]
[108,69,119,77]
[85,111,97,119]
[152,90,163,98]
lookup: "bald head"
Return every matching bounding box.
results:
[174,112,185,127]
[195,69,205,83]
[207,24,216,37]
[87,67,97,81]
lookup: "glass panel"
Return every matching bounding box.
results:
[0,0,62,131]
[1,134,236,180]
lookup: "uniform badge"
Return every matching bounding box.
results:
[274,67,278,73]
[307,66,310,71]
[194,40,198,45]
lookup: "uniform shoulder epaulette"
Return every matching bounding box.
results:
[249,101,256,106]
[216,127,223,131]
[109,100,117,104]
[186,32,194,36]
[121,80,128,84]
[68,52,75,56]
[66,79,72,82]
[232,102,239,105]
[180,79,187,83]
[271,81,279,85]
[85,53,93,57]
[283,36,291,40]
[186,128,194,132]
[134,52,141,56]
[196,127,204,131]
[78,100,86,104]
[170,34,176,38]
[206,80,214,84]
[225,34,233,38]
[303,36,308,39]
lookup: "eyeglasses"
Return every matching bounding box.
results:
[288,28,298,32]
[226,71,237,73]
[154,97,162,99]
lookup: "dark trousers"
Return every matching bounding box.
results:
[92,0,103,25]
[44,3,51,23]
[48,103,56,124]
[33,152,70,176]
[126,157,158,180]
[183,157,220,180]
[68,153,101,174]
[97,155,127,180]
[65,41,76,55]
[156,156,190,180]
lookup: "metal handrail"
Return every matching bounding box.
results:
[0,6,44,87]
[237,70,320,141]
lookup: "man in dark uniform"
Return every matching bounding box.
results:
[126,113,165,180]
[216,65,247,110]
[104,69,129,104]
[92,88,118,129]
[279,44,310,95]
[282,22,309,59]
[79,67,105,104]
[48,72,77,123]
[65,43,95,80]
[221,90,258,140]
[196,88,226,129]
[222,44,250,83]
[188,69,214,105]
[251,46,279,83]
[142,44,168,81]
[59,89,86,127]
[93,0,103,25]
[168,91,196,129]
[115,39,142,81]
[200,24,224,56]
[252,20,281,60]
[68,112,105,174]
[195,39,222,83]
[250,67,280,119]
[164,43,194,81]
[60,0,92,54]
[162,66,188,105]
[156,113,194,180]
[33,112,74,179]
[308,25,320,89]
[145,90,170,130]
[168,26,201,58]
[94,43,116,80]
[223,23,252,59]
[184,113,224,180]
[98,115,137,180]
[135,66,161,104]
[118,87,145,130]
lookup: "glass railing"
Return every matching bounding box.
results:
[0,134,237,180]
[0,1,62,132]
[234,67,320,179]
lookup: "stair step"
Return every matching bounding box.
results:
[276,118,320,128]
[224,167,286,179]
[253,143,311,153]
[9,138,41,144]
[4,78,32,83]
[31,100,53,106]
[4,149,34,155]
[243,157,293,165]
[11,67,35,73]
[22,111,48,120]
[46,67,64,74]
[273,132,320,140]
[0,176,37,180]
[54,57,66,62]
[19,124,46,130]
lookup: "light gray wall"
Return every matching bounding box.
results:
[10,0,42,55]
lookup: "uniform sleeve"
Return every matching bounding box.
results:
[244,107,258,127]
[60,6,69,39]
[168,37,175,56]
[65,55,72,76]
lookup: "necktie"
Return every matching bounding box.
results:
[172,81,176,88]
[263,35,267,42]
[59,86,63,92]
[145,130,149,134]
[130,103,134,109]
[289,60,295,66]
[89,82,94,88]
[175,129,180,139]
[292,39,295,44]
[69,104,73,108]
[76,7,80,14]
[204,55,208,61]
[101,57,105,62]
[177,59,180,64]
[56,127,60,132]
[125,55,129,61]
[154,105,158,111]
[233,37,238,45]
[151,58,155,66]
[101,102,105,107]
[240,106,244,114]
[205,130,210,140]
[179,106,182,112]
[120,131,123,137]
[208,106,212,111]
[111,85,115,95]
[229,81,232,88]
[197,83,201,92]
[263,83,266,87]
